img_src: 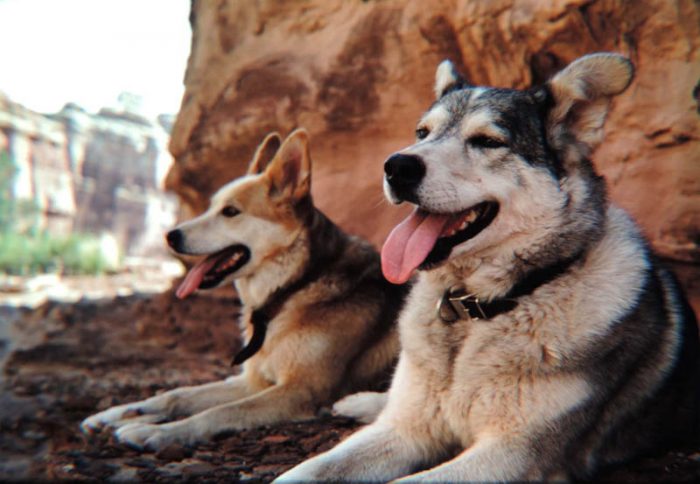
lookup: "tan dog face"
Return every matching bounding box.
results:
[381,54,633,284]
[167,129,312,298]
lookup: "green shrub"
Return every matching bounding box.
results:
[0,147,119,276]
[0,231,119,276]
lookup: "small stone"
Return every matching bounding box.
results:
[155,462,186,478]
[125,457,156,469]
[108,466,139,482]
[182,462,214,476]
[254,463,292,475]
[261,434,290,445]
[261,452,301,465]
[155,443,192,461]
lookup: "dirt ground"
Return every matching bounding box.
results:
[1,264,699,482]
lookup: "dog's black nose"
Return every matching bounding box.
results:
[384,154,425,201]
[166,229,183,252]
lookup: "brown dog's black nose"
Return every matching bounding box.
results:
[384,154,425,202]
[166,229,183,252]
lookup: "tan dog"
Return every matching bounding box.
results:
[278,54,700,481]
[81,129,405,450]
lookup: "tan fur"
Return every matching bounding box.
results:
[81,129,401,450]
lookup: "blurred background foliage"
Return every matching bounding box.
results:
[0,148,117,276]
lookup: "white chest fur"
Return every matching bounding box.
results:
[393,206,650,443]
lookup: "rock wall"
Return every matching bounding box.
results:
[0,94,177,256]
[168,0,700,263]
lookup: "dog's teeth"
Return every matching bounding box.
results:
[216,252,242,273]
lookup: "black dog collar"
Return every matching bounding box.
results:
[437,251,584,324]
[230,252,332,367]
[230,265,324,367]
[437,287,516,323]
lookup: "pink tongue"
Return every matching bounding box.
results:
[381,209,450,284]
[175,256,219,299]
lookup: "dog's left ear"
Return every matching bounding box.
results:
[434,60,466,99]
[266,128,311,201]
[545,53,634,156]
[248,132,282,175]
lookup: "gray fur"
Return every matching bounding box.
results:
[278,53,699,482]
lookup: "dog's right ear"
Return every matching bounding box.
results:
[265,128,311,202]
[247,132,282,175]
[434,60,466,99]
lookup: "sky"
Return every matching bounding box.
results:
[0,0,191,118]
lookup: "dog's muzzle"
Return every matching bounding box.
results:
[384,153,425,203]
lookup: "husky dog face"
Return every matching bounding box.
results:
[381,54,634,285]
[166,130,313,298]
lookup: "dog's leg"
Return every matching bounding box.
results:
[332,391,387,423]
[81,374,256,433]
[393,436,533,483]
[275,422,430,482]
[114,382,316,450]
[277,356,442,482]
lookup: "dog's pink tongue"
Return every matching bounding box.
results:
[381,209,450,284]
[175,256,219,299]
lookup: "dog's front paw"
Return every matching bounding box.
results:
[81,404,133,433]
[332,391,387,424]
[115,422,171,451]
[274,456,335,482]
[81,403,167,435]
[115,421,197,451]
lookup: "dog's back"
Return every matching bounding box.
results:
[572,260,699,475]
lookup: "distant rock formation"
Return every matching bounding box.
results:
[167,0,699,263]
[0,93,176,257]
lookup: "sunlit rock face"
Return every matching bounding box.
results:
[168,0,699,263]
[0,94,176,256]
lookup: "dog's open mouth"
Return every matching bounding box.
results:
[381,201,498,284]
[175,245,250,299]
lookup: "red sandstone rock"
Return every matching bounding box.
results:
[167,0,699,263]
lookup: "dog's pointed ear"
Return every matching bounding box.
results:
[545,53,634,156]
[247,132,282,175]
[265,128,311,201]
[434,60,465,99]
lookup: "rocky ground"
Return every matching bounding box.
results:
[1,265,699,482]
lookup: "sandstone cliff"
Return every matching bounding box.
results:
[0,94,177,256]
[168,0,700,263]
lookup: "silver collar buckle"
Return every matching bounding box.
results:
[437,285,486,323]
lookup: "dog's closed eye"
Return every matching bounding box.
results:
[467,135,508,149]
[221,206,240,217]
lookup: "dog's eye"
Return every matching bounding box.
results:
[468,135,507,149]
[415,127,430,140]
[221,206,240,218]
